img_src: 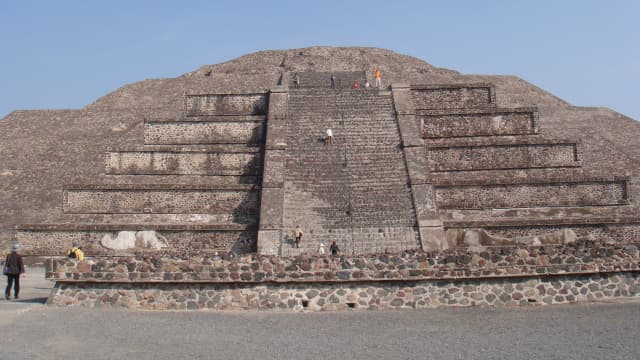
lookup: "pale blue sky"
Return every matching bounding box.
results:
[1,1,638,119]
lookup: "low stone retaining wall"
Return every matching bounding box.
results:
[48,272,640,310]
[44,240,640,310]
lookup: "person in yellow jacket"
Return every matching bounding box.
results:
[67,241,85,261]
[294,226,303,248]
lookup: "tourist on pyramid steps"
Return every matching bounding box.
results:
[67,241,85,261]
[293,73,300,89]
[4,243,25,300]
[374,67,381,88]
[330,241,340,256]
[364,80,370,88]
[294,226,303,248]
[330,74,336,89]
[325,128,333,145]
[318,243,326,255]
[353,81,361,89]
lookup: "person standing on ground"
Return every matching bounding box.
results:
[325,128,333,145]
[374,67,381,88]
[330,241,340,256]
[4,244,25,300]
[67,241,85,261]
[294,226,304,248]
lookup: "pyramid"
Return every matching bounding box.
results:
[1,46,639,258]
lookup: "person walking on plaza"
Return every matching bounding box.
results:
[374,67,381,88]
[294,226,304,248]
[4,244,25,300]
[67,241,85,261]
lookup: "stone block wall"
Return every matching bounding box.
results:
[428,143,581,172]
[418,108,538,138]
[63,187,259,215]
[105,150,261,176]
[15,227,257,256]
[184,94,267,116]
[46,273,640,310]
[435,180,629,210]
[448,223,640,244]
[144,121,265,145]
[411,84,496,110]
[43,240,640,310]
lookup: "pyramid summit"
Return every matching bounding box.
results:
[2,47,639,309]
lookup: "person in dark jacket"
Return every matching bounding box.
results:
[4,243,25,300]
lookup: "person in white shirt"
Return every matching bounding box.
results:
[325,128,333,145]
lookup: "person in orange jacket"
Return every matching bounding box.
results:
[374,67,381,88]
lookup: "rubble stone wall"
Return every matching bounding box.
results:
[44,240,640,310]
[428,143,580,172]
[47,272,640,310]
[435,181,629,209]
[105,151,261,176]
[144,121,265,145]
[64,189,259,214]
[16,229,257,256]
[185,94,267,116]
[418,109,537,138]
[411,86,494,110]
[470,224,640,244]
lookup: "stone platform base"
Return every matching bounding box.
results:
[48,272,640,311]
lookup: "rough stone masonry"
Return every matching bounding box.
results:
[1,46,640,310]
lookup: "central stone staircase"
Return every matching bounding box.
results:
[282,88,419,256]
